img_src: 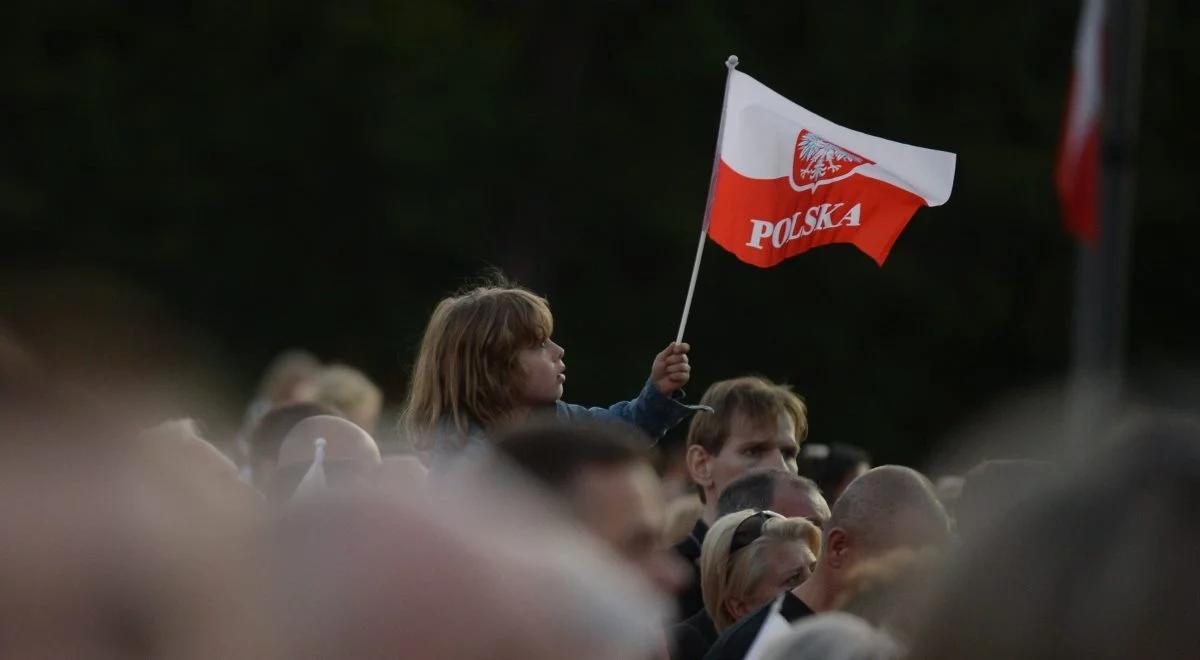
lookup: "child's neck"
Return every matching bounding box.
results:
[506,405,533,426]
[502,400,555,430]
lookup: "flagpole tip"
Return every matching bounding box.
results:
[725,55,739,69]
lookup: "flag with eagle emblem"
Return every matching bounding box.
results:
[707,69,957,267]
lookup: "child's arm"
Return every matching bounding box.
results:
[555,342,710,440]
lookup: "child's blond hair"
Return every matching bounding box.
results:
[400,281,553,450]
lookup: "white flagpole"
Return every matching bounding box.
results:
[676,55,740,344]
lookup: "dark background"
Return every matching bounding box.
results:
[3,2,1197,465]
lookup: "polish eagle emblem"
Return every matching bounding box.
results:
[792,130,872,187]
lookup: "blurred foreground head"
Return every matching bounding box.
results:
[493,421,688,596]
[954,458,1059,544]
[0,382,275,659]
[907,414,1200,659]
[140,418,262,512]
[271,449,669,659]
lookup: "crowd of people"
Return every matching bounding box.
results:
[1,277,1198,659]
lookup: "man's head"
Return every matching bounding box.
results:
[717,469,831,529]
[685,377,808,519]
[245,402,336,487]
[268,415,382,503]
[494,422,686,595]
[805,466,950,607]
[955,459,1059,544]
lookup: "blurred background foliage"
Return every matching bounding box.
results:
[2,1,1197,464]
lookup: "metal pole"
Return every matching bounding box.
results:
[1069,0,1147,438]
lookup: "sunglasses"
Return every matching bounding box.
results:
[728,510,784,555]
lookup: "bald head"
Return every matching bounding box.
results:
[269,416,381,503]
[828,465,950,556]
[278,415,381,468]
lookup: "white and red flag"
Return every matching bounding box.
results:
[1056,0,1106,242]
[706,67,957,267]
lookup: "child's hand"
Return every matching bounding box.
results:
[651,342,691,396]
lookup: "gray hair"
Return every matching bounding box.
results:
[718,469,821,518]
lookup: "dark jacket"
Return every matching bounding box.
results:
[669,607,718,660]
[672,518,709,621]
[701,591,814,660]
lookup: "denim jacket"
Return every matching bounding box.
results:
[428,379,710,470]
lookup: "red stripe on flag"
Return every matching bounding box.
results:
[707,162,925,267]
[1055,88,1101,242]
[1056,0,1106,242]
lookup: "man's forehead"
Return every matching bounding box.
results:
[574,464,662,513]
[726,412,798,444]
[772,482,826,516]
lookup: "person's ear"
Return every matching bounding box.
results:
[724,596,751,624]
[686,445,713,490]
[824,528,851,568]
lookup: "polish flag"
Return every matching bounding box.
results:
[1056,0,1106,242]
[706,69,956,267]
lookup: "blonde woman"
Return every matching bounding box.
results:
[670,509,820,660]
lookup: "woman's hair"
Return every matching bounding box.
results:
[400,278,554,450]
[701,509,822,631]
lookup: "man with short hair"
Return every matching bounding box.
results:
[716,469,830,529]
[494,421,687,596]
[674,377,808,621]
[701,465,951,660]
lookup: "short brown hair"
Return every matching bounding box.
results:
[492,421,651,497]
[686,376,808,455]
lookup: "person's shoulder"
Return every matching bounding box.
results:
[701,601,772,660]
[679,607,717,643]
[673,519,708,558]
[668,615,712,660]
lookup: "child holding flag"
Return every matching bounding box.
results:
[400,276,705,467]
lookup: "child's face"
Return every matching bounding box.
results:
[516,338,566,406]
